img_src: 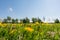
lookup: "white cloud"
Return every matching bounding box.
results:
[8,7,16,17]
[9,7,13,12]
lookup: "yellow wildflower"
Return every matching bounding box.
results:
[12,24,16,26]
[2,24,7,28]
[9,29,17,34]
[42,23,45,25]
[25,27,34,32]
[35,22,39,25]
[20,24,23,26]
[0,23,2,26]
[0,22,1,24]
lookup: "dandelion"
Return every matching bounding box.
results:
[35,22,39,25]
[2,24,7,28]
[12,24,17,29]
[0,22,1,24]
[12,24,16,27]
[0,23,2,26]
[25,27,34,32]
[42,23,44,25]
[9,29,17,34]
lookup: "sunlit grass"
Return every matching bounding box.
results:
[0,22,60,40]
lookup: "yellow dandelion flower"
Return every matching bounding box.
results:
[0,24,2,26]
[42,23,45,25]
[35,22,39,25]
[0,23,7,28]
[12,24,16,26]
[0,23,1,25]
[20,24,23,26]
[0,23,2,26]
[2,24,7,28]
[25,27,34,32]
[9,29,17,34]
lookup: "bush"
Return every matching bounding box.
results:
[54,19,59,23]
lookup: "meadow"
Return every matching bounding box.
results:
[0,22,60,40]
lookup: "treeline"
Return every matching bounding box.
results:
[1,16,60,23]
[2,16,42,23]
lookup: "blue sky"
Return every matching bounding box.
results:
[0,0,60,20]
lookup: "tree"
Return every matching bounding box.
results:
[25,17,30,23]
[20,19,23,23]
[32,18,37,23]
[20,17,30,23]
[12,19,15,23]
[37,18,42,23]
[3,19,7,23]
[7,16,11,23]
[15,19,18,23]
[23,19,26,23]
[54,19,59,23]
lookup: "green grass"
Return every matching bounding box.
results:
[0,23,60,40]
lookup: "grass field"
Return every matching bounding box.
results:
[0,22,60,40]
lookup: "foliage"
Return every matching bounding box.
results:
[37,17,42,23]
[3,19,7,23]
[32,18,38,23]
[32,17,42,23]
[2,16,60,23]
[7,16,11,23]
[20,17,30,23]
[12,19,15,23]
[15,19,18,23]
[54,19,59,23]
